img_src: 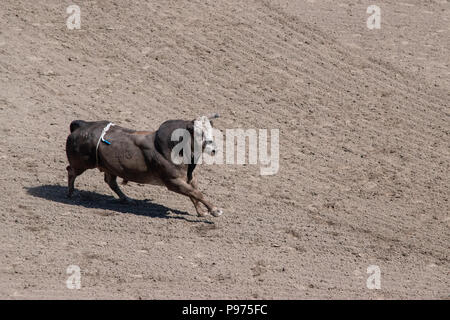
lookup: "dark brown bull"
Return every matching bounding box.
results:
[65,115,222,217]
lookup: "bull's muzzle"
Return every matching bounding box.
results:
[204,140,216,156]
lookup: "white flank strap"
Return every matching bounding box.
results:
[95,122,115,167]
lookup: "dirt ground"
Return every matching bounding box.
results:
[0,0,448,299]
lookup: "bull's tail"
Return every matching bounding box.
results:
[69,120,88,133]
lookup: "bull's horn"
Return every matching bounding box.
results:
[208,113,220,119]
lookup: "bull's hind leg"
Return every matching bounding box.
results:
[104,172,133,204]
[67,166,85,198]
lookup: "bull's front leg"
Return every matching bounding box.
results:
[166,177,222,217]
[104,172,134,204]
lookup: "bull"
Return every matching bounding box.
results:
[65,114,223,217]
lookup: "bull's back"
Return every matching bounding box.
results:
[66,120,161,184]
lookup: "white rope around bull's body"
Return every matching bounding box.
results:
[95,122,114,168]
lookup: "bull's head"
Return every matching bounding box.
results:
[171,114,220,165]
[192,113,219,157]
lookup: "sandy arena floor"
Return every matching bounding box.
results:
[0,0,448,299]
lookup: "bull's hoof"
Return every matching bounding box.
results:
[210,208,223,217]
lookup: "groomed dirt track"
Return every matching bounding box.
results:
[0,0,448,299]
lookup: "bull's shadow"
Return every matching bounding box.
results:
[26,184,211,223]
